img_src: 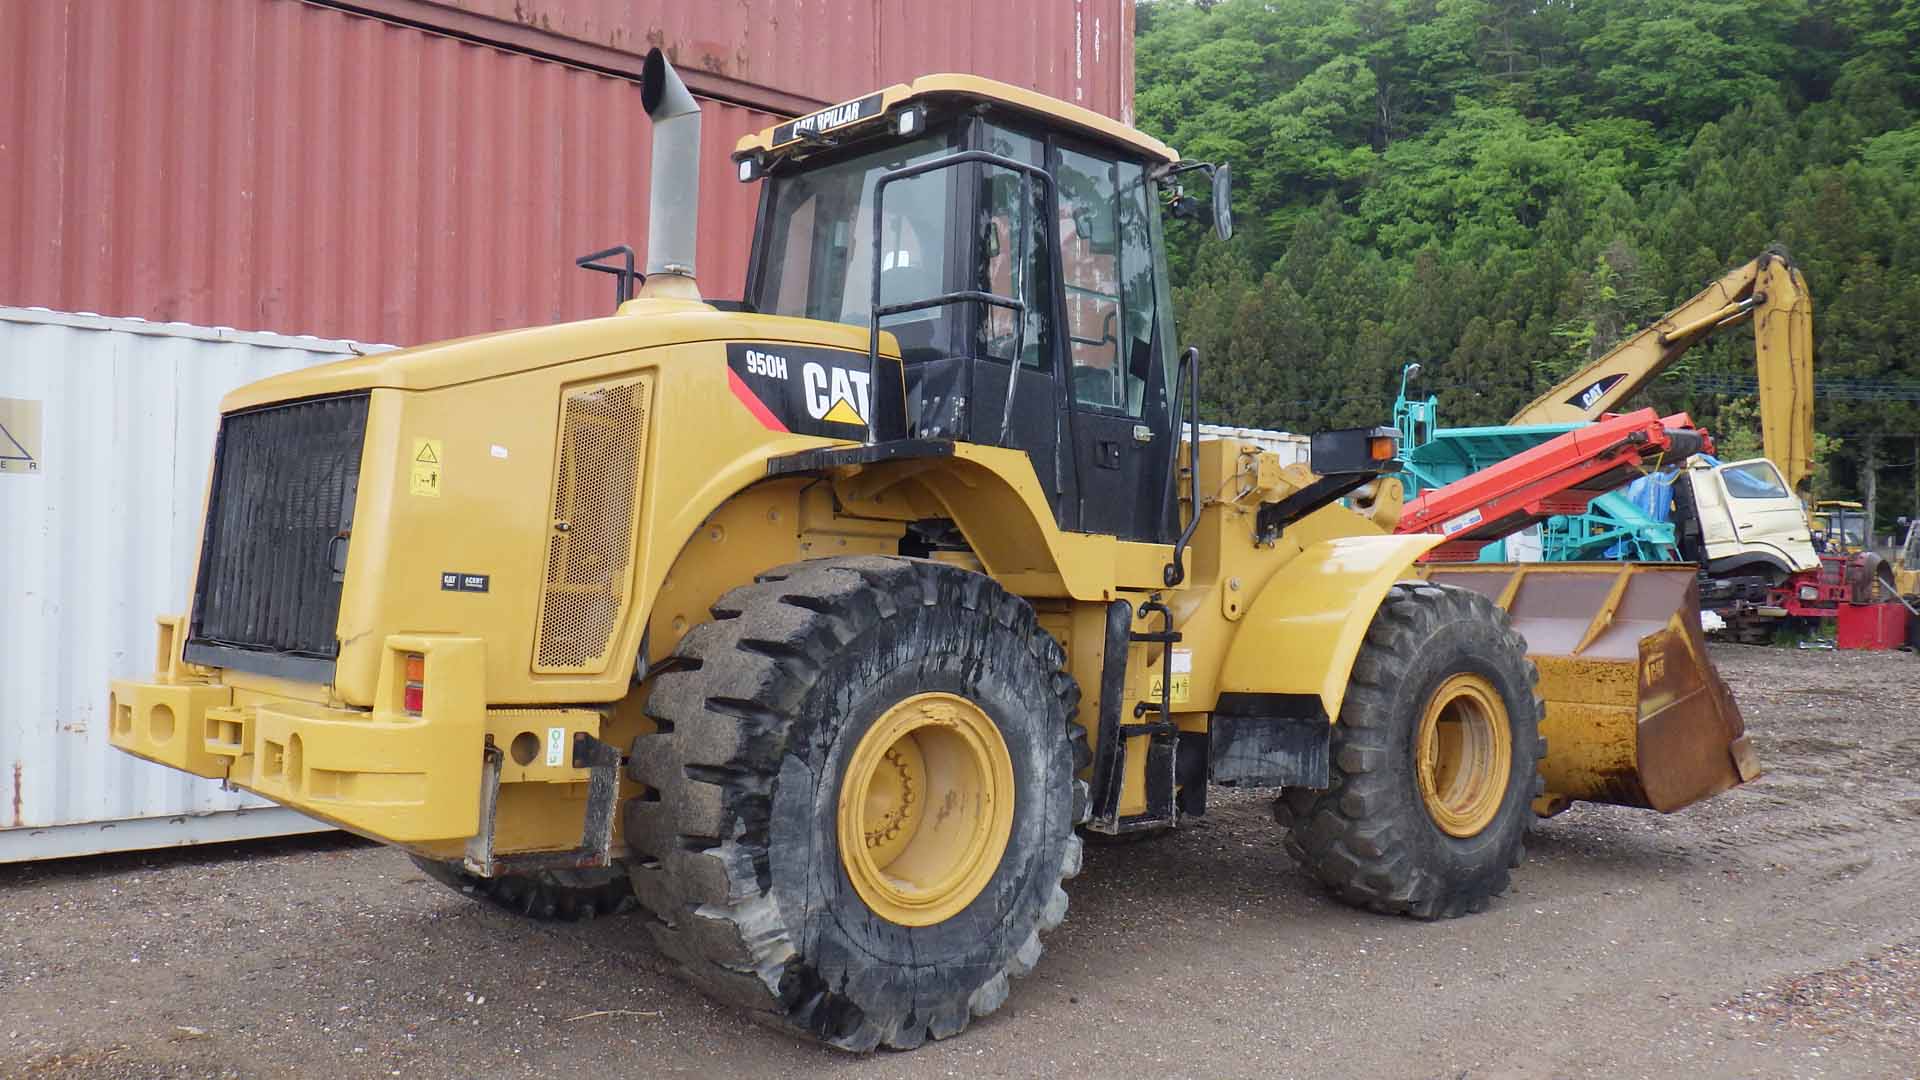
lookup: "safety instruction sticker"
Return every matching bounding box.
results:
[0,398,43,474]
[1441,507,1483,536]
[545,727,566,767]
[1148,647,1194,707]
[410,437,443,497]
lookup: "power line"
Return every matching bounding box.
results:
[1686,374,1920,401]
[1226,373,1920,426]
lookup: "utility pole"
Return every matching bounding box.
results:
[1864,433,1879,548]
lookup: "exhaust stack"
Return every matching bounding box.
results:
[638,48,701,300]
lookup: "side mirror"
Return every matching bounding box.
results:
[1211,163,1233,242]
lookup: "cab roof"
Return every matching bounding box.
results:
[734,73,1178,165]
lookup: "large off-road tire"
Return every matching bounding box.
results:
[624,556,1088,1051]
[1279,582,1544,919]
[407,854,636,921]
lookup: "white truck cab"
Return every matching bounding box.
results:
[1681,457,1821,583]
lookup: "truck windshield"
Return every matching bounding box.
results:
[752,134,953,355]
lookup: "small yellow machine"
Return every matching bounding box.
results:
[1895,518,1920,599]
[110,51,1758,1050]
[1812,500,1869,555]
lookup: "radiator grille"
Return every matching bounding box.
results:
[535,378,648,672]
[188,393,370,672]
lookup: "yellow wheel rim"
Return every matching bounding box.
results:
[1415,673,1512,838]
[837,692,1015,927]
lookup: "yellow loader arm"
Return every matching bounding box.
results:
[1509,248,1814,493]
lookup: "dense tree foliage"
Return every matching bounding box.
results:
[1137,0,1920,528]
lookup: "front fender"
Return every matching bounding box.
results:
[1216,534,1443,724]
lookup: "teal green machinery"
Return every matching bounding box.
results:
[1391,364,1681,563]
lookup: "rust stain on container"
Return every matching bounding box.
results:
[434,0,1133,115]
[0,0,1133,345]
[11,761,21,828]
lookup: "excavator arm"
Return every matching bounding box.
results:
[1509,249,1814,493]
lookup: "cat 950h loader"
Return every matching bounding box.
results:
[109,50,1759,1051]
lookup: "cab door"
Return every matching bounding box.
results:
[1052,144,1176,542]
[960,121,1073,522]
[1687,461,1739,553]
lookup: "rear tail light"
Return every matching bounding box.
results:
[403,652,425,714]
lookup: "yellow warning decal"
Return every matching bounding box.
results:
[0,397,43,474]
[410,437,444,497]
[1147,647,1193,707]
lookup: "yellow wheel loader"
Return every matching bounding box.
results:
[109,50,1759,1051]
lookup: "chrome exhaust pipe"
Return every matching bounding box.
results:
[639,48,701,298]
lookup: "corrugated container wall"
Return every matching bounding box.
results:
[424,0,1135,117]
[0,0,1134,346]
[0,309,384,861]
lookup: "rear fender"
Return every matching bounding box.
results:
[1216,534,1443,724]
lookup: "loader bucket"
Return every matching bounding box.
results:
[1416,563,1761,813]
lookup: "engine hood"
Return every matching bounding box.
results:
[220,299,894,412]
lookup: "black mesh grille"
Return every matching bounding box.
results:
[188,393,370,669]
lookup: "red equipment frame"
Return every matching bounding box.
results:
[1396,408,1711,563]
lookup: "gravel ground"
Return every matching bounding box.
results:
[4,644,1918,1079]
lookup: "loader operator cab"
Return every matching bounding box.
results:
[734,79,1227,544]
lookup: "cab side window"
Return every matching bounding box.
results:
[1723,461,1790,500]
[977,126,1051,368]
[1056,149,1161,415]
[1056,148,1122,409]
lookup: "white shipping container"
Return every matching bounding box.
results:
[0,308,390,862]
[1197,423,1311,467]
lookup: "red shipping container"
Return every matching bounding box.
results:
[0,0,1135,346]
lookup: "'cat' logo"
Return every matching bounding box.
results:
[724,342,900,439]
[1567,373,1626,412]
[802,361,871,426]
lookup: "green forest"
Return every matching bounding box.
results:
[1133,0,1920,530]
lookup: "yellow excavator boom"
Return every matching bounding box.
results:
[1508,249,1814,493]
